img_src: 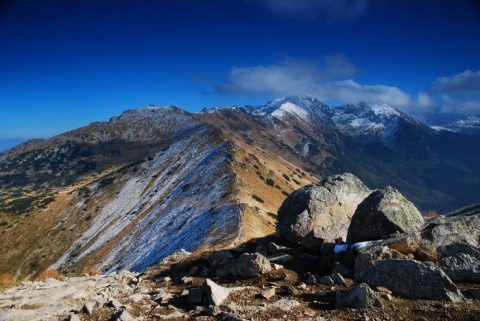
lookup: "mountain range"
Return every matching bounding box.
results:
[0,97,479,280]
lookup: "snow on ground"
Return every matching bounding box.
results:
[50,126,241,274]
[271,102,311,123]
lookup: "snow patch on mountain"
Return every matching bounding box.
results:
[434,116,480,136]
[271,102,311,122]
[370,103,402,117]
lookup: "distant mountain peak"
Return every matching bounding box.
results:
[433,116,480,136]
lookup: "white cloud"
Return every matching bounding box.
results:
[247,0,372,21]
[439,98,480,115]
[429,70,480,95]
[416,92,435,108]
[216,59,411,107]
[217,61,480,119]
[319,79,411,106]
[216,62,315,96]
[216,56,355,96]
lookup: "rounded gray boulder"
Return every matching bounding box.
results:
[347,186,424,243]
[276,173,371,245]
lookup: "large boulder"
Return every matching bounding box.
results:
[421,205,480,249]
[347,187,424,243]
[437,253,480,282]
[277,173,371,245]
[361,259,466,302]
[354,245,407,280]
[437,242,480,260]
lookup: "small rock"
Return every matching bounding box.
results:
[303,309,316,317]
[267,253,293,264]
[157,311,188,320]
[272,263,284,270]
[154,289,174,304]
[314,291,326,297]
[255,243,269,256]
[109,298,123,309]
[267,242,288,254]
[235,253,272,278]
[270,299,300,311]
[331,273,347,287]
[188,287,205,304]
[319,276,334,286]
[156,276,172,283]
[331,262,353,278]
[336,283,383,309]
[202,279,232,306]
[217,312,249,321]
[70,314,81,321]
[297,282,307,290]
[206,305,222,316]
[116,310,135,321]
[83,301,95,315]
[469,288,480,300]
[182,276,194,284]
[305,274,317,285]
[210,250,235,268]
[280,271,288,280]
[261,287,276,299]
[282,285,298,295]
[382,293,393,301]
[128,293,148,303]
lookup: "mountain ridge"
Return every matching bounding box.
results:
[0,97,479,280]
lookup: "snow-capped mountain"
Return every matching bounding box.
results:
[0,105,316,279]
[1,97,479,281]
[237,97,431,150]
[247,96,331,122]
[433,116,480,136]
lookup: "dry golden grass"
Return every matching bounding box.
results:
[35,269,64,282]
[231,139,318,241]
[423,210,439,218]
[82,267,101,276]
[0,273,18,289]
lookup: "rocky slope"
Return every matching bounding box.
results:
[199,97,480,212]
[1,97,479,283]
[0,106,316,280]
[1,174,479,321]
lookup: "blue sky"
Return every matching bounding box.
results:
[1,0,480,151]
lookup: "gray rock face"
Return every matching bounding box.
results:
[277,173,371,245]
[336,283,383,309]
[437,242,480,260]
[354,246,407,280]
[347,187,424,243]
[437,253,480,282]
[421,209,480,248]
[362,259,465,302]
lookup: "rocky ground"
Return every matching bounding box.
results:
[0,238,479,321]
[1,173,479,321]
